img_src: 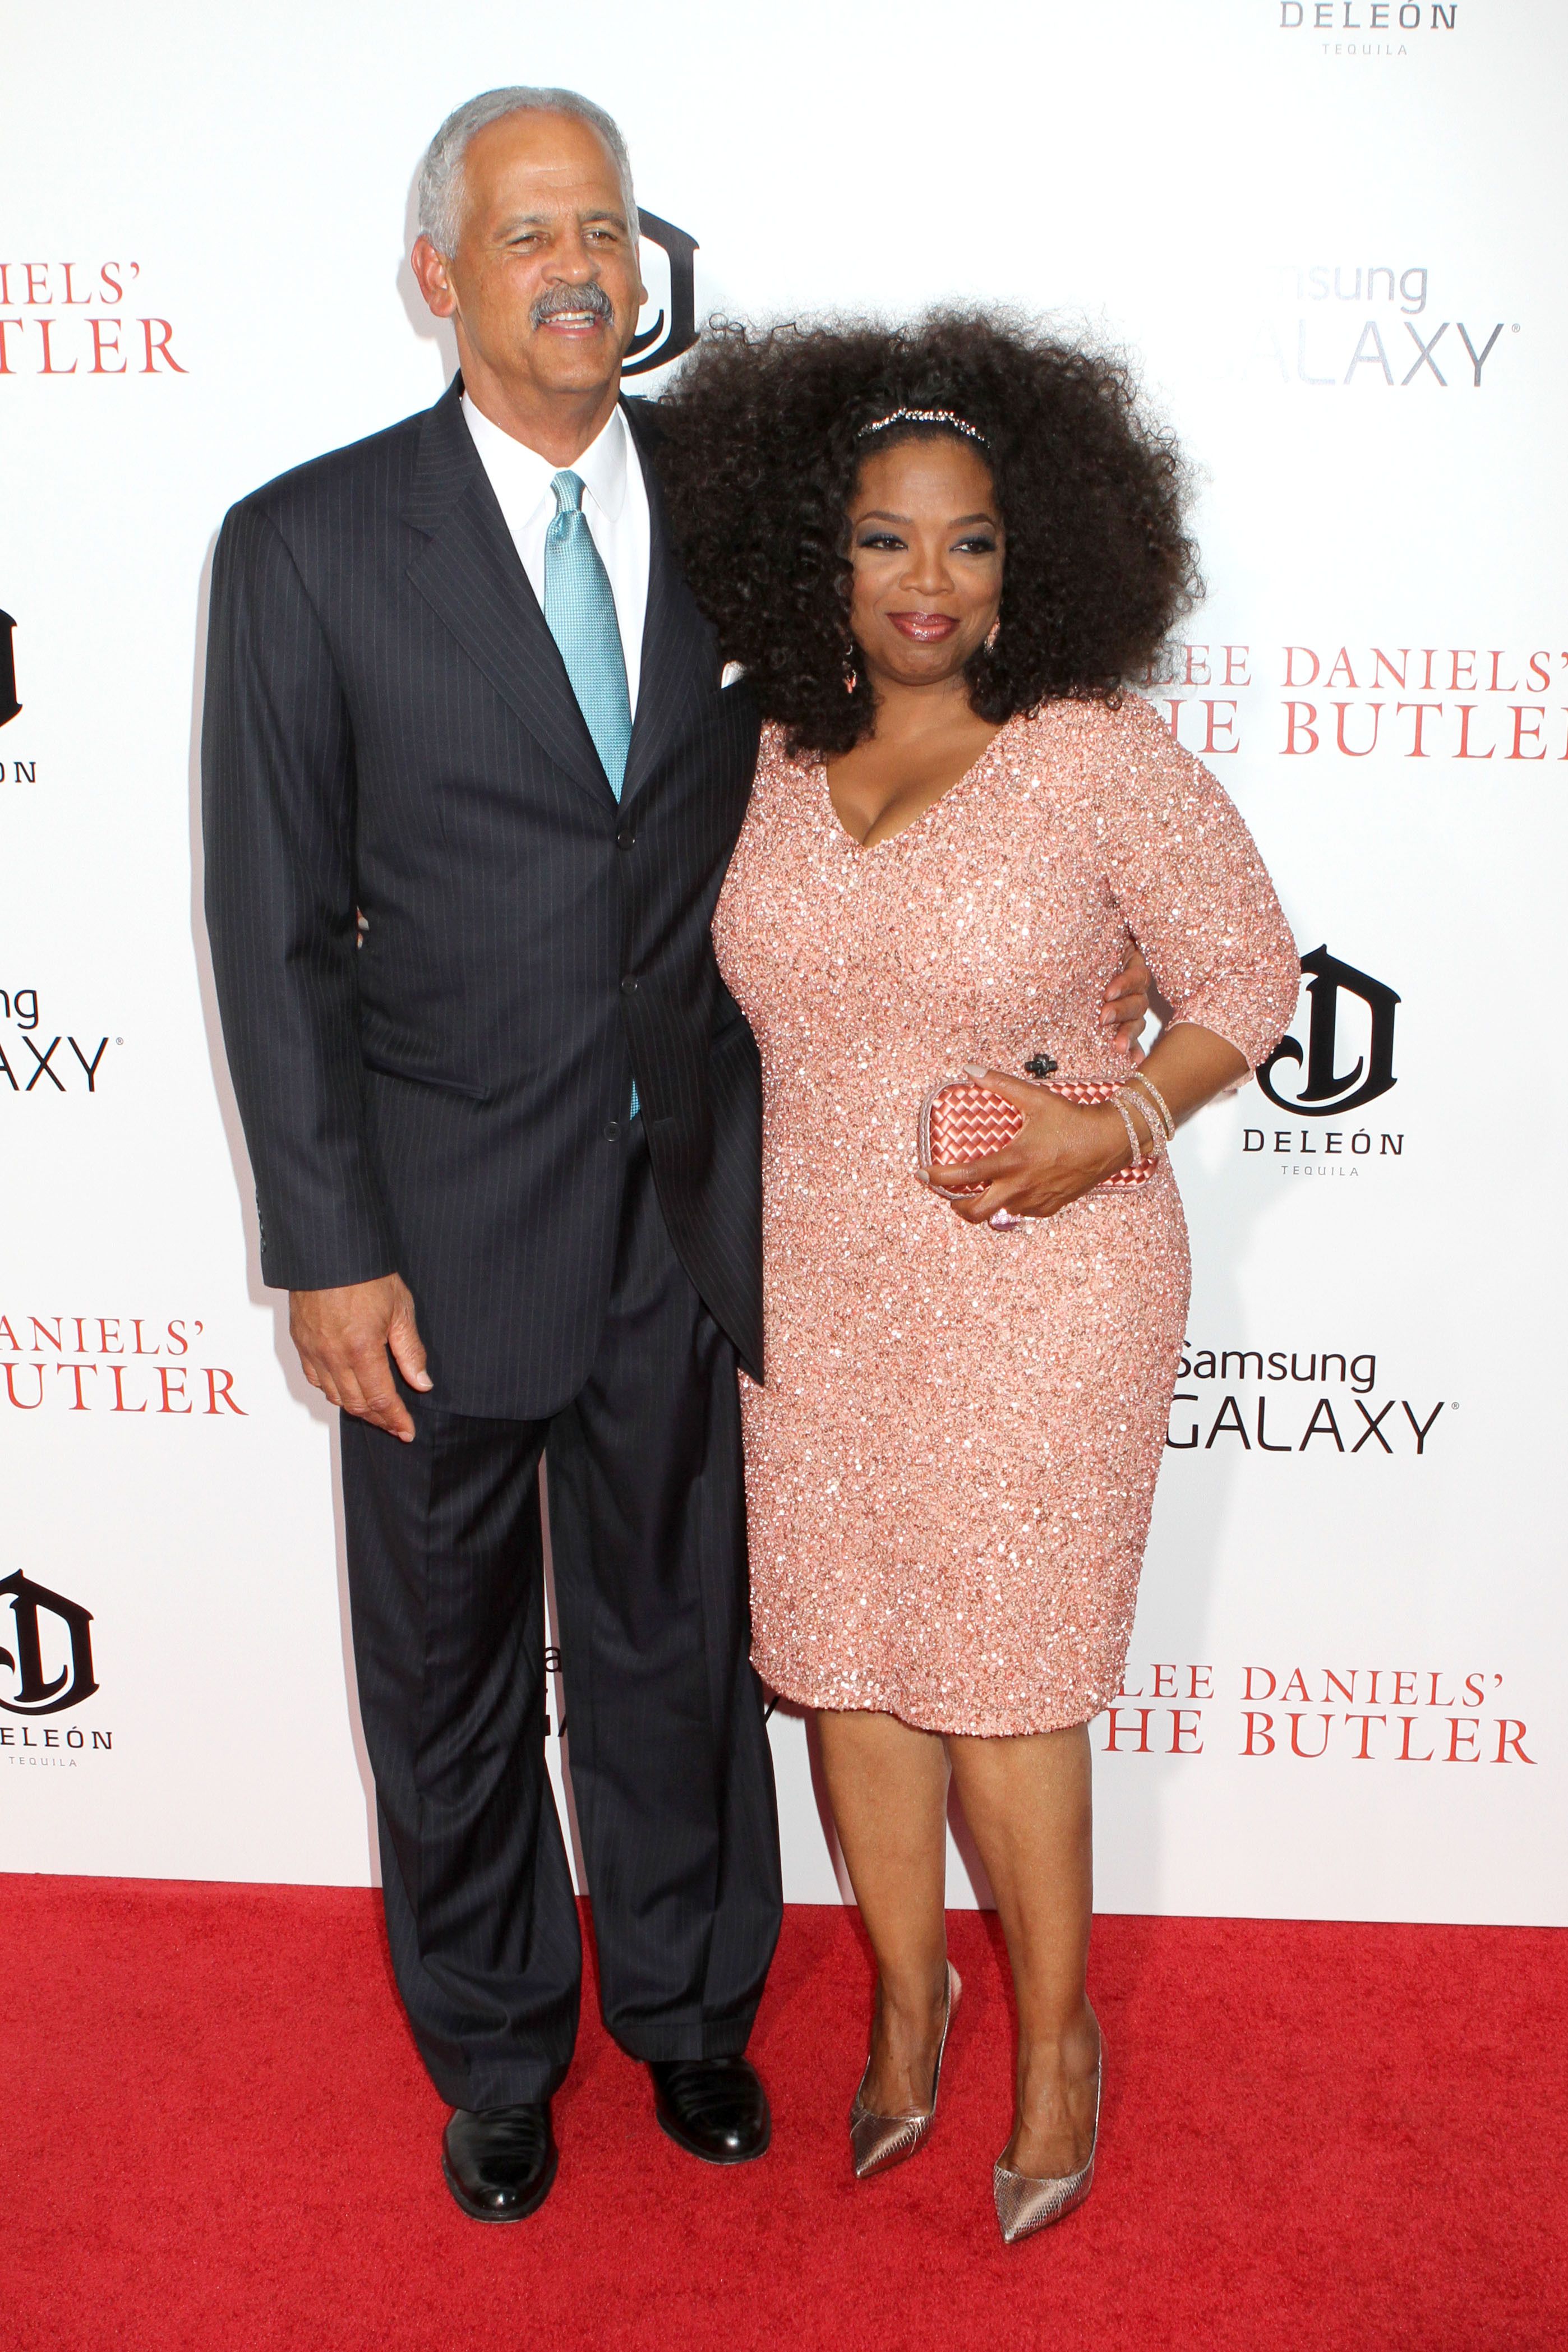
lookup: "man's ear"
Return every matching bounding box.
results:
[411,234,458,320]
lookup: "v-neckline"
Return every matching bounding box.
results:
[820,717,1012,852]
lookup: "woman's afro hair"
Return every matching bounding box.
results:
[651,309,1201,757]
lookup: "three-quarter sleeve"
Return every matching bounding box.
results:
[1095,693,1300,1072]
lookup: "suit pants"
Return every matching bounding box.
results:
[339,1129,782,2109]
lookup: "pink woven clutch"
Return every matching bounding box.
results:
[917,1076,1155,1197]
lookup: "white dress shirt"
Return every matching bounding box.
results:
[462,392,650,717]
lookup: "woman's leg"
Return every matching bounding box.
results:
[947,1725,1100,2177]
[816,1708,952,2112]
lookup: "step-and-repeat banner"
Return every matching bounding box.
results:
[4,1,1563,1924]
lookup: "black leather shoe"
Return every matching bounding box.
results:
[441,2102,558,2222]
[649,2057,771,2165]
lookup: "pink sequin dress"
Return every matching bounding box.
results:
[711,695,1299,1737]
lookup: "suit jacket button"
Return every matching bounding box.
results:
[621,975,638,994]
[616,824,636,850]
[604,1120,621,1142]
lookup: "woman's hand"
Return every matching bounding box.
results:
[921,1024,1252,1226]
[922,1068,1131,1226]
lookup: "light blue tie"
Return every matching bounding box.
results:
[543,469,631,799]
[544,469,638,1118]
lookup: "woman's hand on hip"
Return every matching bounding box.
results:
[921,1068,1130,1226]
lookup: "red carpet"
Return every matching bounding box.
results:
[8,1878,1564,2352]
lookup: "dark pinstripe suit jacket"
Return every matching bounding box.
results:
[202,378,764,1418]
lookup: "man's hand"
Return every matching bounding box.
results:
[1101,940,1153,1065]
[289,1275,432,1443]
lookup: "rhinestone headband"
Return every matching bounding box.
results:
[855,406,989,448]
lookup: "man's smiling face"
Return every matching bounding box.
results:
[413,108,647,414]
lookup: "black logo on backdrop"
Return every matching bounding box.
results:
[624,210,698,377]
[1258,946,1400,1117]
[0,610,19,728]
[0,1570,98,1715]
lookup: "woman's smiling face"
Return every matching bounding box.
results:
[845,435,1005,691]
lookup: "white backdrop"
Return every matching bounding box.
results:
[3,0,1564,1925]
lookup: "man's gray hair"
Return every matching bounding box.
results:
[417,86,637,256]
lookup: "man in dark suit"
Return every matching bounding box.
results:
[202,86,781,2222]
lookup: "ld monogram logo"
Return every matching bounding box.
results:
[1258,945,1401,1117]
[0,610,19,728]
[624,211,699,377]
[0,1570,98,1715]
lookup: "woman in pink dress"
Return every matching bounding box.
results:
[655,317,1299,2239]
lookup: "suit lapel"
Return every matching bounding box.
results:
[402,380,614,809]
[621,404,718,810]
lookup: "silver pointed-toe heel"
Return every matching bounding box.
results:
[993,2042,1103,2244]
[848,1963,961,2180]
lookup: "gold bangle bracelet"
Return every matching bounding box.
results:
[1109,1094,1143,1170]
[1128,1069,1176,1141]
[1116,1085,1164,1161]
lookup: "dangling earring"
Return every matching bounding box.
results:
[984,617,1000,652]
[842,642,859,695]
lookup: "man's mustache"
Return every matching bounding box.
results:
[531,283,616,329]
